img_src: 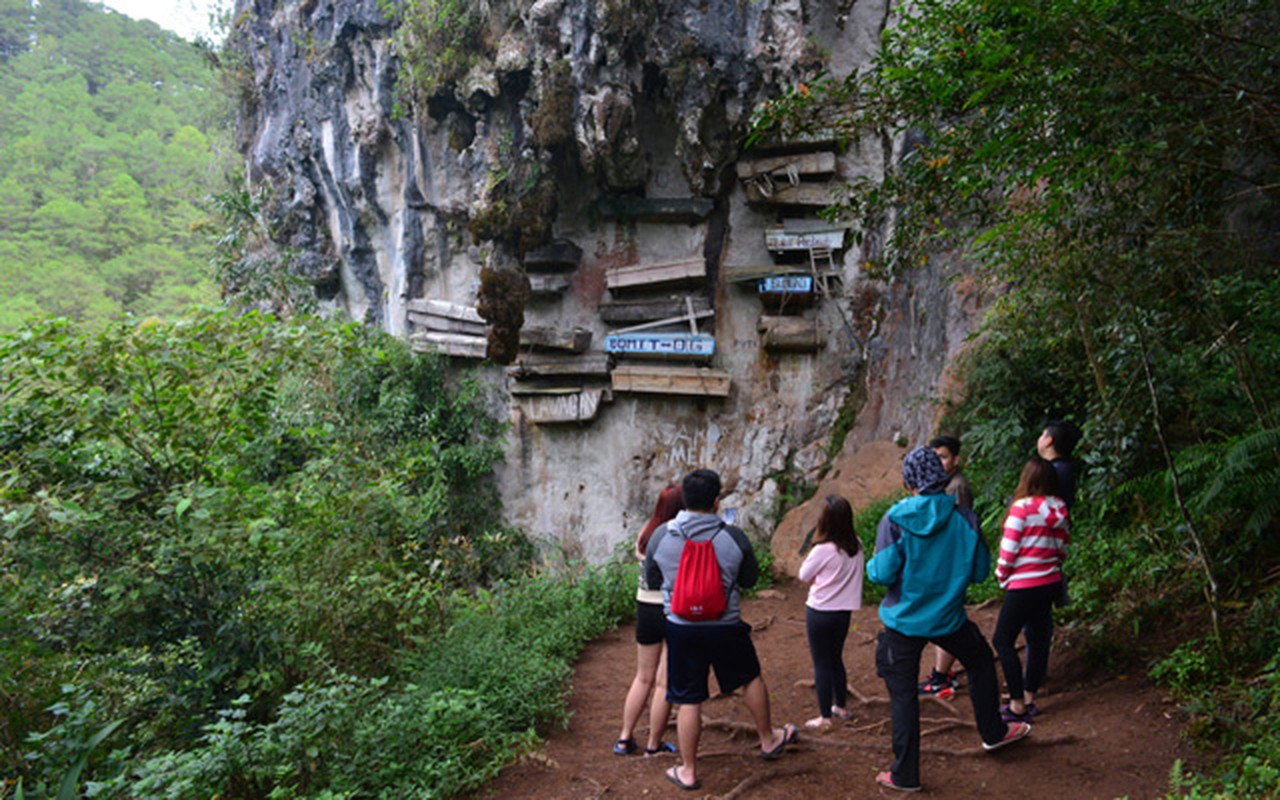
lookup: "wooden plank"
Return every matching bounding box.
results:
[611,365,731,397]
[596,196,714,222]
[722,264,810,283]
[518,389,606,424]
[507,352,612,378]
[405,298,485,324]
[606,257,705,291]
[600,295,712,324]
[736,151,837,180]
[523,239,582,272]
[408,310,488,336]
[508,379,590,396]
[519,326,592,353]
[604,332,716,359]
[528,273,573,294]
[410,331,488,359]
[745,182,841,206]
[758,316,825,352]
[765,226,848,252]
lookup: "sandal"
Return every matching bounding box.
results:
[644,741,676,755]
[875,770,923,793]
[831,706,855,720]
[612,737,637,756]
[1000,704,1034,724]
[665,766,700,791]
[760,723,799,760]
[804,716,832,731]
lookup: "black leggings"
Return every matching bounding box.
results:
[806,607,851,716]
[992,582,1060,701]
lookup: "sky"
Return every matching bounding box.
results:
[99,0,220,41]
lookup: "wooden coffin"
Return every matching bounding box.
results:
[406,298,488,336]
[758,315,825,352]
[612,365,731,397]
[604,332,716,360]
[599,295,712,325]
[765,226,848,254]
[519,326,592,353]
[517,388,606,424]
[758,275,817,309]
[410,331,488,359]
[605,257,705,291]
[722,264,810,284]
[596,195,714,223]
[523,239,582,272]
[527,273,573,295]
[736,151,837,181]
[744,182,841,206]
[507,352,612,378]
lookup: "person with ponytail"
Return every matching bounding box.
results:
[797,495,865,730]
[614,484,683,756]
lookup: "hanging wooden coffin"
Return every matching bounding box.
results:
[599,295,712,325]
[611,365,731,397]
[604,332,716,360]
[410,331,489,359]
[744,182,842,206]
[519,326,592,353]
[527,273,573,295]
[507,352,612,379]
[523,239,583,272]
[758,315,825,352]
[736,151,838,182]
[517,388,607,424]
[765,226,848,254]
[605,257,705,291]
[596,196,714,223]
[757,274,817,310]
[406,298,489,336]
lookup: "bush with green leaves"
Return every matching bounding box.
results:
[0,310,532,794]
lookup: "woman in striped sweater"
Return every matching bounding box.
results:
[993,459,1069,723]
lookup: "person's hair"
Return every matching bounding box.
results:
[1012,458,1062,502]
[928,434,961,456]
[1044,419,1081,457]
[814,495,861,557]
[681,469,721,512]
[637,484,684,553]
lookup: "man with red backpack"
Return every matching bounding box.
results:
[644,468,799,791]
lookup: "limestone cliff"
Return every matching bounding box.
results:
[230,0,989,567]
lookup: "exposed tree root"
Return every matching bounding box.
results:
[716,765,808,799]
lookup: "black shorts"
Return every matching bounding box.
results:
[664,620,761,705]
[636,601,666,646]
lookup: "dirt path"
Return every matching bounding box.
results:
[468,584,1195,799]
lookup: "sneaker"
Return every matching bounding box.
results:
[983,721,1032,751]
[917,669,957,700]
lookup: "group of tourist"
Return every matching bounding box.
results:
[613,422,1079,793]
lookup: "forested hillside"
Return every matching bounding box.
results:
[0,0,228,329]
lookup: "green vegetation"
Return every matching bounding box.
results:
[0,311,632,798]
[379,0,489,106]
[753,0,1280,793]
[0,0,232,330]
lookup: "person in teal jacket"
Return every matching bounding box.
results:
[867,446,1031,792]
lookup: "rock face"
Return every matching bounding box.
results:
[230,0,989,569]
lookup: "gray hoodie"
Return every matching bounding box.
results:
[644,510,758,624]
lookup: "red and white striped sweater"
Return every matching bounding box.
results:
[996,495,1069,590]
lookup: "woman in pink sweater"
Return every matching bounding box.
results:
[993,459,1069,723]
[798,495,865,730]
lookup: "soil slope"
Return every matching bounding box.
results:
[468,589,1195,799]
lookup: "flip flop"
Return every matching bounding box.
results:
[759,722,799,760]
[644,741,677,755]
[665,766,700,791]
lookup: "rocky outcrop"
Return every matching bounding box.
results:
[230,0,990,569]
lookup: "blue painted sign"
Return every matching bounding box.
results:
[757,275,814,294]
[604,333,716,358]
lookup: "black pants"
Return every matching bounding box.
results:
[805,607,851,717]
[875,621,1009,789]
[992,582,1059,701]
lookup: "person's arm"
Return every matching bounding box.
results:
[797,543,829,584]
[995,503,1025,588]
[727,526,759,589]
[866,515,903,586]
[644,526,668,589]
